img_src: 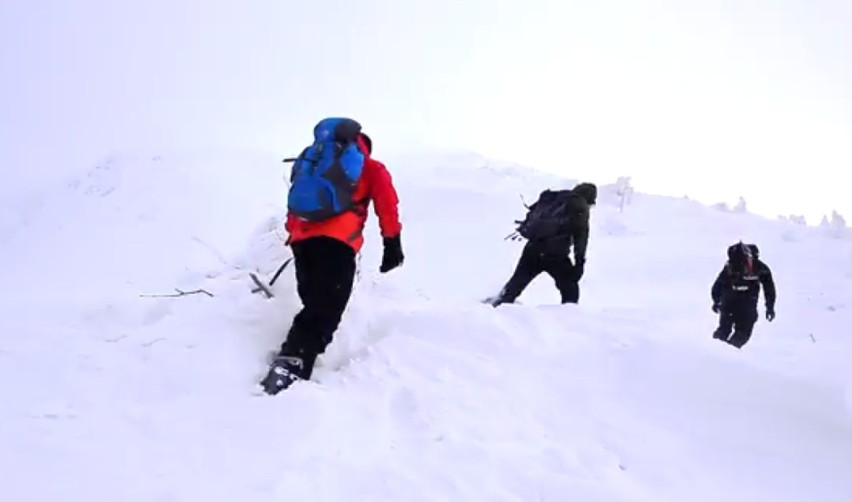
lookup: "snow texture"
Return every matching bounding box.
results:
[1,149,851,501]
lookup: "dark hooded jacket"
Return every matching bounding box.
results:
[711,243,776,311]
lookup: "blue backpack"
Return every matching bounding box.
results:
[287,117,366,222]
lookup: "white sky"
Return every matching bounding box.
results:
[1,0,850,222]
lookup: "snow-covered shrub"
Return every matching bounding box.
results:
[779,214,807,226]
[615,176,634,212]
[820,210,848,239]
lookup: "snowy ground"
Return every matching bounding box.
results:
[1,148,851,501]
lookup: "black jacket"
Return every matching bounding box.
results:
[711,259,776,311]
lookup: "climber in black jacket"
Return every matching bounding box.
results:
[711,242,776,348]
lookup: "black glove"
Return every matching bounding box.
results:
[380,234,404,273]
[712,302,720,313]
[571,258,585,281]
[766,306,775,321]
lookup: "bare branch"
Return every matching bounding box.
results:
[140,288,214,298]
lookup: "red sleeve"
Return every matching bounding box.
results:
[367,159,402,237]
[284,213,295,244]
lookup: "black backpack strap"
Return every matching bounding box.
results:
[351,196,369,216]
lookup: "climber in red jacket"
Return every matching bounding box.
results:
[261,124,404,394]
[283,132,402,253]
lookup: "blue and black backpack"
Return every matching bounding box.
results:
[287,117,366,222]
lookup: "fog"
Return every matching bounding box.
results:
[2,0,850,221]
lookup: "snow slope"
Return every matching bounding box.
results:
[1,148,851,501]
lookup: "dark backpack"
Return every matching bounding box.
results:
[514,189,582,241]
[287,117,366,222]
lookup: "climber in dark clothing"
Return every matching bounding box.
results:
[488,182,597,306]
[711,242,776,348]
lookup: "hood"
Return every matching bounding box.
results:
[727,241,755,274]
[747,243,759,259]
[356,132,372,156]
[573,182,597,205]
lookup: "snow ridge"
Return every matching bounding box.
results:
[1,148,851,502]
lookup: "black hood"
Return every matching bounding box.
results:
[573,182,597,205]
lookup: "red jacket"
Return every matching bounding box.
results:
[285,135,402,253]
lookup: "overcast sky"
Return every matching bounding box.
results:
[2,0,850,222]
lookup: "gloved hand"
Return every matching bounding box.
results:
[712,302,720,313]
[571,257,585,281]
[766,306,775,321]
[380,234,404,273]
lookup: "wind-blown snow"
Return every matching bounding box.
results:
[1,149,851,501]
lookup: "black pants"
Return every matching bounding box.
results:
[279,236,356,377]
[498,244,579,304]
[713,302,758,348]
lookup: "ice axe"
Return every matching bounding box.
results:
[504,231,523,241]
[503,194,530,241]
[249,257,293,298]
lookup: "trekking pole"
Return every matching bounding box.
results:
[249,257,293,298]
[268,257,293,286]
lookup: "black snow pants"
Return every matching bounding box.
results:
[713,300,759,348]
[279,236,356,378]
[497,243,580,305]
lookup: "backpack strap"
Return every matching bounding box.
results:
[351,196,369,216]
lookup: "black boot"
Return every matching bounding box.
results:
[259,355,306,395]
